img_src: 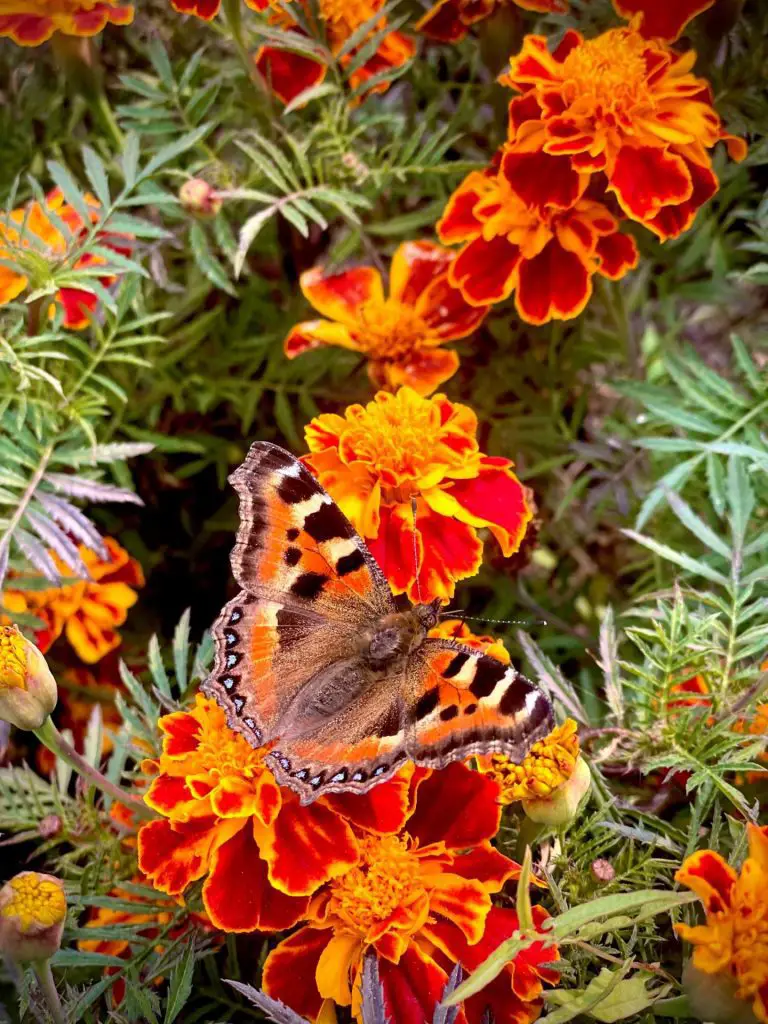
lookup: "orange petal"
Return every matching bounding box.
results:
[408,762,502,848]
[389,240,453,305]
[416,273,488,341]
[515,237,592,325]
[284,320,358,359]
[450,235,521,307]
[300,265,384,326]
[428,874,491,944]
[322,765,415,834]
[316,931,364,1005]
[171,0,221,17]
[160,710,202,758]
[144,774,201,820]
[642,158,718,240]
[137,818,220,896]
[610,145,693,223]
[411,504,483,603]
[612,0,714,40]
[263,926,330,1021]
[675,849,738,914]
[416,0,470,42]
[438,172,494,244]
[451,842,523,893]
[379,348,460,397]
[0,265,28,306]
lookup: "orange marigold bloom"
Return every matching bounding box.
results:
[137,694,418,934]
[263,763,559,1024]
[418,0,566,44]
[676,824,768,1024]
[2,538,144,664]
[438,151,638,320]
[479,718,580,804]
[500,26,747,241]
[284,242,487,396]
[169,0,266,19]
[254,0,416,105]
[303,387,533,603]
[613,0,714,41]
[0,0,132,44]
[429,618,510,664]
[0,188,129,329]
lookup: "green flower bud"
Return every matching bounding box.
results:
[0,872,66,963]
[522,754,591,827]
[0,625,57,730]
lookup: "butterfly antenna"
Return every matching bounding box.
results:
[410,495,423,605]
[438,612,548,627]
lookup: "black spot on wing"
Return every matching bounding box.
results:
[337,549,365,576]
[415,687,440,721]
[290,572,329,601]
[277,470,320,505]
[464,703,477,716]
[303,503,355,543]
[499,675,530,716]
[284,546,301,567]
[287,528,300,541]
[469,658,507,698]
[443,651,470,679]
[440,705,459,721]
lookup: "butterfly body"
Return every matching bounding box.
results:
[204,441,554,804]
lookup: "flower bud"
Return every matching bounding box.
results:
[0,626,57,730]
[0,872,66,962]
[522,755,591,827]
[682,960,760,1024]
[179,178,222,217]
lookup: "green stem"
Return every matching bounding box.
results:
[222,0,270,101]
[32,960,65,1024]
[89,87,124,151]
[33,718,153,819]
[515,816,545,862]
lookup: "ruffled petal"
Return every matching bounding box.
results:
[284,320,359,358]
[407,762,501,848]
[144,774,200,820]
[202,822,309,931]
[322,765,415,834]
[675,850,738,914]
[171,0,221,17]
[642,158,718,240]
[416,273,488,341]
[379,946,466,1024]
[427,873,491,944]
[465,974,543,1024]
[449,235,521,306]
[611,0,714,40]
[516,237,592,325]
[160,710,202,758]
[367,503,423,598]
[610,144,693,224]
[451,843,523,893]
[300,265,385,327]
[137,818,222,896]
[416,0,469,43]
[501,148,585,212]
[412,504,483,603]
[438,172,495,245]
[316,931,364,1005]
[390,240,454,305]
[263,926,330,1021]
[595,230,639,280]
[379,347,460,397]
[255,46,327,106]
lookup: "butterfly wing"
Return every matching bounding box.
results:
[203,442,395,749]
[268,638,553,804]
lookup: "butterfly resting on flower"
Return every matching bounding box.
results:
[203,443,553,804]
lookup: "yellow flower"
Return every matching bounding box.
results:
[0,625,57,730]
[676,825,768,1024]
[480,719,580,802]
[0,873,66,962]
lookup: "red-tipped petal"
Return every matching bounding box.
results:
[263,927,330,1021]
[610,145,692,223]
[612,0,714,40]
[515,238,592,325]
[407,762,501,848]
[450,235,521,306]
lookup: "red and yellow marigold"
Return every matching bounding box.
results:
[0,0,132,45]
[137,694,418,933]
[438,151,638,320]
[254,0,416,104]
[263,763,560,1024]
[676,825,768,1024]
[500,25,746,240]
[2,537,144,664]
[418,0,566,44]
[168,0,266,19]
[284,242,487,396]
[303,387,532,603]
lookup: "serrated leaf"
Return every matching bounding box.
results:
[82,146,111,208]
[164,944,196,1024]
[189,221,237,295]
[44,472,143,505]
[622,529,729,586]
[173,609,191,691]
[225,980,310,1023]
[141,125,213,179]
[46,160,95,230]
[361,952,390,1024]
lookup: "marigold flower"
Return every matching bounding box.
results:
[0,0,132,45]
[418,0,567,44]
[284,242,487,396]
[137,694,418,933]
[263,763,559,1024]
[2,537,144,664]
[438,152,638,320]
[428,618,510,664]
[500,25,746,241]
[613,0,714,41]
[480,718,580,803]
[303,387,532,602]
[169,0,267,19]
[676,824,768,1024]
[0,188,130,328]
[254,0,416,105]
[0,626,57,731]
[0,873,66,962]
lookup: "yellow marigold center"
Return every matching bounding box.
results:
[1,875,66,932]
[560,28,650,113]
[329,834,422,933]
[355,299,429,360]
[719,869,768,1001]
[0,627,27,691]
[191,700,268,783]
[485,718,580,803]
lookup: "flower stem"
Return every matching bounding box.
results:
[222,0,271,102]
[33,717,153,819]
[32,960,65,1024]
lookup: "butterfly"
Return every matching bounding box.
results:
[203,442,554,804]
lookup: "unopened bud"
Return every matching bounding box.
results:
[38,815,62,840]
[0,872,66,962]
[0,626,57,731]
[591,858,615,883]
[179,178,222,217]
[522,755,591,827]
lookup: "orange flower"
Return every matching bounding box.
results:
[2,538,144,664]
[0,188,129,328]
[676,825,768,1024]
[254,0,416,105]
[303,387,532,603]
[418,0,566,44]
[429,618,510,664]
[613,0,714,41]
[438,152,638,319]
[263,763,559,1024]
[169,0,267,19]
[0,0,133,44]
[137,695,418,934]
[500,25,746,240]
[284,242,487,396]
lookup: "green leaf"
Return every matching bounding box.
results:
[665,489,731,558]
[82,146,111,208]
[122,133,141,187]
[622,529,730,586]
[46,160,95,229]
[544,967,669,1024]
[141,125,213,180]
[189,222,236,295]
[173,609,191,691]
[164,945,196,1024]
[727,455,755,547]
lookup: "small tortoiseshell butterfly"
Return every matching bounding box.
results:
[203,442,554,804]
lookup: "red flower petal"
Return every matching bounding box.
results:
[379,946,466,1024]
[451,843,522,893]
[429,874,491,944]
[416,0,469,42]
[438,173,493,245]
[407,762,501,848]
[203,822,309,931]
[137,818,219,896]
[417,273,488,341]
[596,230,639,280]
[171,0,221,17]
[675,850,737,914]
[144,775,197,817]
[450,235,521,306]
[160,710,202,757]
[643,158,718,240]
[390,240,453,306]
[612,0,714,40]
[367,503,422,598]
[263,926,329,1021]
[254,46,327,106]
[253,794,359,897]
[323,767,415,834]
[439,455,531,557]
[465,974,543,1024]
[501,148,584,212]
[300,265,384,326]
[516,237,591,325]
[609,145,692,223]
[413,505,483,602]
[0,15,55,45]
[508,94,544,138]
[379,347,460,397]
